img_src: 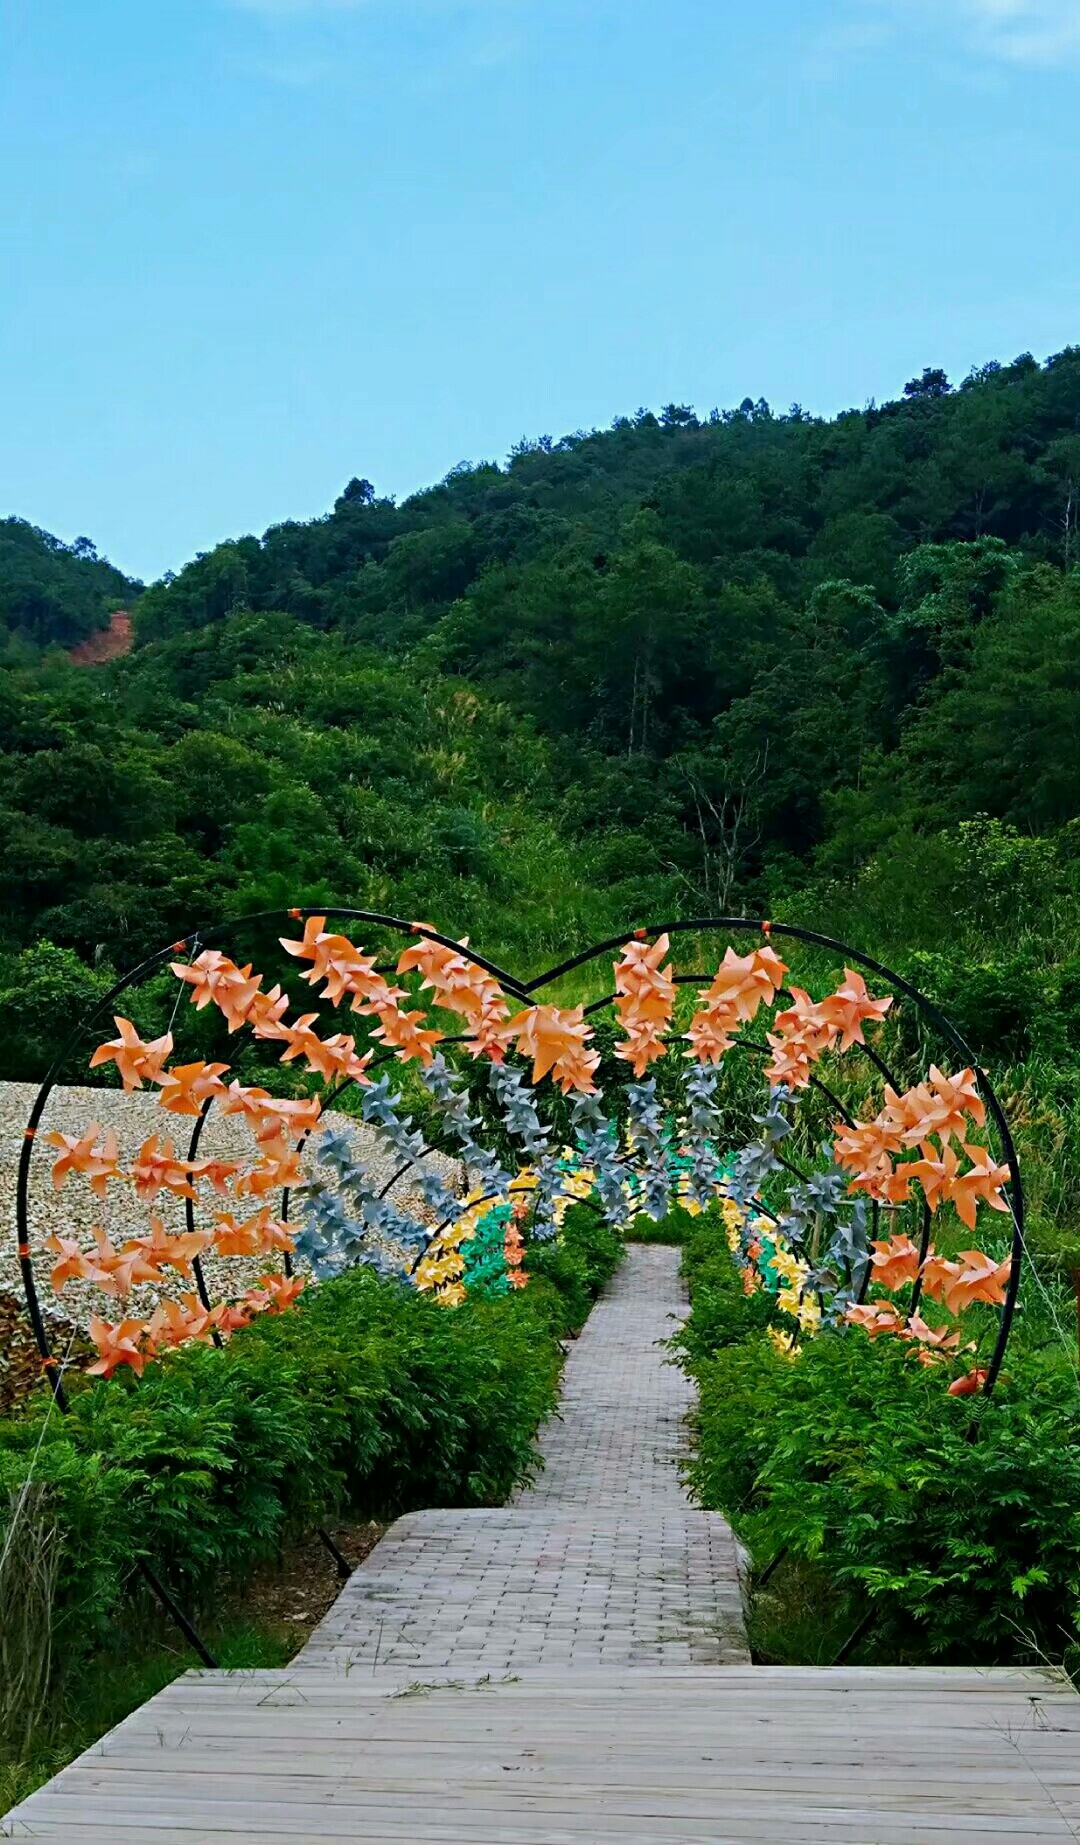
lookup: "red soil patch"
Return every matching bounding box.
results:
[70,609,132,665]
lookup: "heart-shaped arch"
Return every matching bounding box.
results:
[16,909,1024,1415]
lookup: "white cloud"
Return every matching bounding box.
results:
[831,0,1080,69]
[881,0,1080,65]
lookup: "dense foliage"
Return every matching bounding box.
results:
[0,520,134,654]
[4,344,1080,1685]
[0,1236,618,1744]
[676,1209,1080,1667]
[2,350,1080,1027]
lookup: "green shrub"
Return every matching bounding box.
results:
[685,1311,1080,1664]
[675,1208,780,1369]
[0,1264,569,1721]
[526,1205,623,1331]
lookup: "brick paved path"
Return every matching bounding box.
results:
[296,1244,748,1672]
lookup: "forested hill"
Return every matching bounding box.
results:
[2,349,1080,1080]
[0,519,137,651]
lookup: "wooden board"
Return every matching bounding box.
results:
[6,1666,1080,1842]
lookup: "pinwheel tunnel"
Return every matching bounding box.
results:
[15,910,1025,1659]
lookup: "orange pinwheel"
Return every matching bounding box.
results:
[277,1014,345,1082]
[833,1119,905,1173]
[765,987,835,1089]
[817,968,892,1051]
[902,1066,987,1145]
[87,1315,149,1378]
[614,933,676,1075]
[247,984,292,1041]
[187,1154,241,1194]
[45,1233,98,1292]
[320,1033,373,1083]
[701,945,787,1023]
[904,1312,961,1355]
[906,1139,963,1214]
[369,1001,444,1064]
[171,950,263,1032]
[868,1234,922,1290]
[128,1215,215,1277]
[685,999,739,1065]
[128,1134,198,1200]
[398,929,510,1029]
[917,1251,962,1303]
[948,1368,989,1397]
[244,1093,324,1144]
[511,1004,599,1094]
[155,1060,231,1116]
[941,1250,1012,1315]
[89,1018,173,1090]
[948,1143,1012,1231]
[214,1299,258,1337]
[212,1209,294,1256]
[45,1124,121,1197]
[175,1293,220,1343]
[844,1301,906,1339]
[83,1227,160,1297]
[242,1273,306,1315]
[281,917,391,1009]
[235,1143,304,1197]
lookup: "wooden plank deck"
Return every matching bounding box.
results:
[7,1665,1080,1841]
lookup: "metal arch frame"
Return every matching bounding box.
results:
[13,908,1025,1664]
[524,916,1024,1395]
[13,913,531,1666]
[18,907,1024,1402]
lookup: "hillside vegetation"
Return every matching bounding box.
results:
[2,352,1079,1182]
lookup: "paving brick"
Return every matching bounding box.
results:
[296,1245,749,1673]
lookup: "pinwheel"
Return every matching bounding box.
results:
[188,1155,242,1195]
[247,984,292,1041]
[45,1125,122,1197]
[156,1060,231,1116]
[503,1218,528,1289]
[817,968,892,1051]
[702,945,788,1022]
[89,1019,174,1090]
[212,1210,294,1258]
[143,1295,226,1351]
[128,1135,200,1201]
[684,1001,739,1065]
[613,934,676,1075]
[45,1233,98,1292]
[235,1142,304,1197]
[917,1252,961,1303]
[948,1144,1012,1230]
[80,1228,160,1298]
[905,1312,962,1355]
[868,1234,922,1291]
[281,916,386,1006]
[369,1003,445,1064]
[398,927,511,1032]
[320,1033,373,1083]
[242,1274,306,1315]
[86,1315,150,1378]
[128,1216,215,1277]
[906,1140,963,1213]
[170,950,263,1032]
[511,1004,600,1094]
[948,1368,990,1397]
[900,1066,986,1146]
[276,1015,346,1081]
[941,1249,1012,1315]
[844,1301,906,1339]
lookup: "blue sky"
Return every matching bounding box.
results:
[2,0,1079,582]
